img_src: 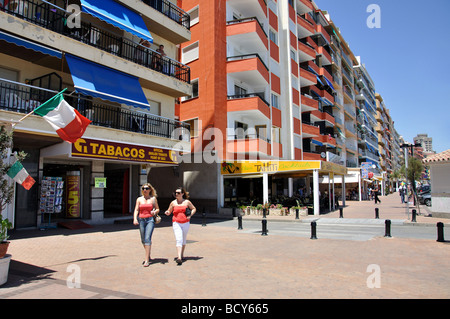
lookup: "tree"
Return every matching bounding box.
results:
[407,157,424,185]
[0,125,26,212]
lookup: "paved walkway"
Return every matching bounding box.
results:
[1,193,449,300]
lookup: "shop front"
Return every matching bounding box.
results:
[220,160,348,215]
[19,137,181,228]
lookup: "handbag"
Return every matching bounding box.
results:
[154,214,161,224]
[185,207,191,217]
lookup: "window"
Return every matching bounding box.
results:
[181,79,198,101]
[148,100,161,116]
[235,121,248,139]
[255,125,267,140]
[189,6,199,27]
[272,126,280,144]
[271,93,279,109]
[269,29,278,45]
[185,118,199,138]
[182,41,199,64]
[234,85,247,97]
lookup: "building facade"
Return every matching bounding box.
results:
[0,0,192,228]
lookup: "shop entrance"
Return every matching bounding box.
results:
[104,164,130,217]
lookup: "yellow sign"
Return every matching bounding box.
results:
[221,160,347,175]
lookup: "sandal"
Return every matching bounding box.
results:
[176,258,182,266]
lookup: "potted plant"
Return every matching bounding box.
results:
[0,216,12,258]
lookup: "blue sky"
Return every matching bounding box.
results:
[314,0,450,153]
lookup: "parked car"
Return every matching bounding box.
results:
[417,185,431,195]
[418,193,431,207]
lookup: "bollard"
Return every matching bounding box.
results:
[202,208,207,227]
[263,208,267,219]
[375,208,379,219]
[437,222,445,242]
[237,215,243,230]
[384,219,392,237]
[411,209,417,223]
[261,219,268,236]
[295,208,299,220]
[310,221,317,240]
[339,207,343,218]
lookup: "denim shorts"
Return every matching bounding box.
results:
[138,217,155,246]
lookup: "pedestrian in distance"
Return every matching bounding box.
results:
[374,186,381,204]
[399,186,405,203]
[133,183,160,267]
[165,187,196,266]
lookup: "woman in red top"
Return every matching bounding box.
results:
[165,187,196,265]
[133,183,160,267]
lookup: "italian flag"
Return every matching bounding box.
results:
[7,161,35,190]
[33,89,91,143]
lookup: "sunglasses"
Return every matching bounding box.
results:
[142,187,150,190]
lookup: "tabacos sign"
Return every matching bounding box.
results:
[71,138,179,164]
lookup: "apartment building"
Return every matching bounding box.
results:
[146,0,352,215]
[0,0,192,228]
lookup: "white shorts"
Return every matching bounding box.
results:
[173,222,190,247]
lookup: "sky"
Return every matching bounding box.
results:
[314,0,450,153]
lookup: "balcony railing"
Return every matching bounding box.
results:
[141,0,190,30]
[0,78,189,140]
[1,0,190,83]
[227,93,269,106]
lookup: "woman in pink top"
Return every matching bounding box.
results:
[133,183,160,267]
[165,187,196,265]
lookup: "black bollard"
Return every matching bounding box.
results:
[310,221,317,240]
[437,222,445,242]
[237,215,243,230]
[263,208,267,219]
[411,209,417,223]
[295,208,299,220]
[384,219,391,238]
[261,219,268,236]
[339,207,343,218]
[375,208,379,219]
[202,208,207,227]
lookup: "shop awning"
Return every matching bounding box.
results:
[65,54,150,110]
[311,139,323,146]
[80,0,153,43]
[0,31,62,59]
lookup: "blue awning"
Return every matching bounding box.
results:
[322,76,335,91]
[311,139,323,146]
[65,54,150,110]
[80,0,153,43]
[0,31,62,59]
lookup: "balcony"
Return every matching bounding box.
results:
[317,46,331,66]
[303,151,322,161]
[297,13,315,38]
[227,0,267,22]
[227,94,270,120]
[301,94,319,112]
[226,137,271,159]
[297,40,316,62]
[315,134,336,147]
[141,0,190,30]
[0,0,190,84]
[0,79,189,140]
[301,121,320,138]
[297,0,314,14]
[311,110,335,126]
[299,66,316,87]
[315,24,330,45]
[227,17,268,58]
[227,54,270,87]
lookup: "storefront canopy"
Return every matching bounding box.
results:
[65,54,150,110]
[80,0,153,43]
[221,160,347,176]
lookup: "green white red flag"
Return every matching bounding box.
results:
[33,89,91,143]
[6,161,35,190]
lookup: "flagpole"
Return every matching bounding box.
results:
[11,88,68,128]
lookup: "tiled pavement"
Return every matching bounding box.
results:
[1,193,449,300]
